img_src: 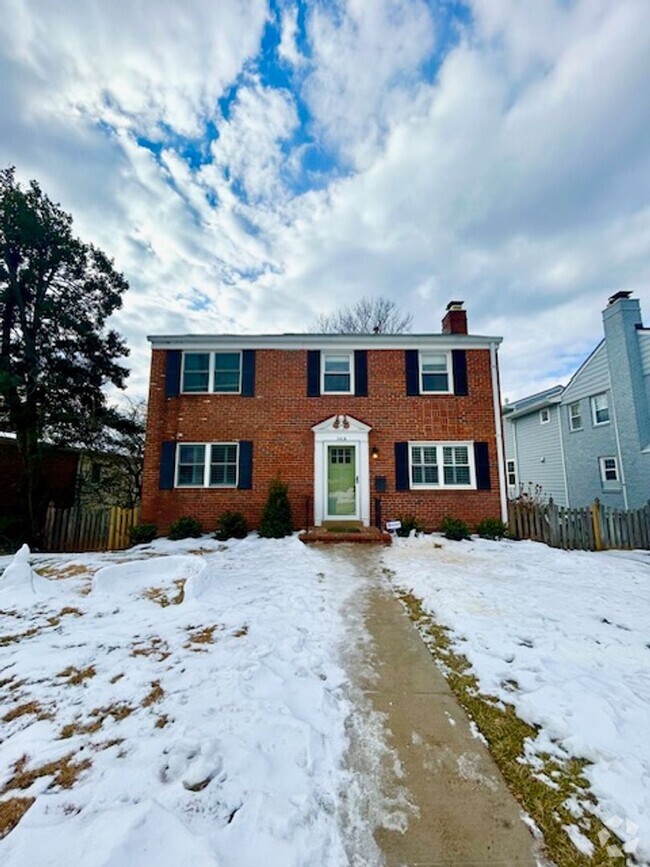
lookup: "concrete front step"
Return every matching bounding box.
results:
[299,526,392,544]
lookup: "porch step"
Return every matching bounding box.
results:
[299,526,392,545]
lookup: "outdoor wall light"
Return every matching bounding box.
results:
[372,446,379,460]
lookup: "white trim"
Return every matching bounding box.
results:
[506,459,517,488]
[180,351,242,394]
[598,455,619,483]
[419,350,453,394]
[321,351,354,395]
[590,393,610,427]
[151,333,502,351]
[609,390,629,509]
[568,401,583,432]
[325,442,360,520]
[539,407,550,424]
[175,442,239,488]
[490,343,508,523]
[408,441,476,489]
[312,415,370,526]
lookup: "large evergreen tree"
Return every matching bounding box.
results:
[0,167,129,543]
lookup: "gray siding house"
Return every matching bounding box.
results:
[503,292,650,509]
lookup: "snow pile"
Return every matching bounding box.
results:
[0,536,381,866]
[0,544,35,597]
[384,536,650,862]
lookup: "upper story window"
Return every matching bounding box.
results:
[181,352,241,394]
[176,443,238,487]
[409,442,474,489]
[591,393,610,426]
[322,353,354,394]
[540,408,550,424]
[568,401,582,431]
[420,352,451,393]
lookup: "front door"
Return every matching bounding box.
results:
[326,444,359,519]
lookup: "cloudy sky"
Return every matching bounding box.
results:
[2,0,649,401]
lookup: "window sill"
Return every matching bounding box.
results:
[410,485,476,491]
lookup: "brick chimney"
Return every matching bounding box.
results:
[442,300,467,334]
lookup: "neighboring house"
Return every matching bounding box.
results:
[503,292,650,509]
[141,302,507,533]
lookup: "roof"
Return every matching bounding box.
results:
[147,332,502,351]
[502,384,564,419]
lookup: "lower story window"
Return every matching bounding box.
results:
[506,459,516,487]
[176,443,238,487]
[599,456,619,483]
[410,442,475,488]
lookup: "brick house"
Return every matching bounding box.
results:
[141,302,507,533]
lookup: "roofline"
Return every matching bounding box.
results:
[562,338,605,393]
[502,385,564,418]
[147,333,503,351]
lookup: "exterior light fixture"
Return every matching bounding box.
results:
[372,446,379,460]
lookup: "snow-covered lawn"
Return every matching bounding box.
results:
[384,536,650,863]
[0,536,384,867]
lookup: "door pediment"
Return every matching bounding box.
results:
[312,414,372,434]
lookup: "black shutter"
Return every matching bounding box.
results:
[474,442,491,490]
[405,350,419,396]
[307,350,321,397]
[238,441,253,490]
[452,349,468,396]
[354,350,368,397]
[165,350,182,397]
[159,441,176,489]
[395,442,409,491]
[241,350,255,397]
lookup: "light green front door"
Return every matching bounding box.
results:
[327,445,357,517]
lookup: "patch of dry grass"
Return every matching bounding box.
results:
[142,579,185,607]
[394,585,627,867]
[2,753,92,795]
[109,673,124,684]
[131,637,170,662]
[59,718,104,739]
[35,564,94,581]
[141,681,164,708]
[0,627,39,647]
[184,625,221,649]
[3,701,52,723]
[232,625,248,638]
[0,797,34,840]
[91,703,134,723]
[154,715,169,729]
[58,665,96,686]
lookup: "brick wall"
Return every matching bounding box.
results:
[142,348,502,533]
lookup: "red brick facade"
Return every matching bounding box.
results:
[142,338,505,534]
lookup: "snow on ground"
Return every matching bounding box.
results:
[383,535,650,863]
[0,535,392,867]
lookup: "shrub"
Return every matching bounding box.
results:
[476,517,509,540]
[440,515,470,541]
[259,480,293,538]
[167,516,202,541]
[214,510,248,541]
[129,523,157,546]
[395,515,425,538]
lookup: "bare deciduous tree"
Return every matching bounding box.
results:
[312,296,413,334]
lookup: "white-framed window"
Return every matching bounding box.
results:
[591,393,610,426]
[175,443,238,488]
[568,401,582,431]
[419,352,452,393]
[322,353,354,394]
[409,442,475,489]
[181,352,241,394]
[506,459,516,487]
[540,408,550,424]
[599,456,619,483]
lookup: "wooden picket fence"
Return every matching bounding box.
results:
[508,497,650,552]
[43,504,140,553]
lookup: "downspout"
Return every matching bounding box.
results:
[490,342,508,523]
[610,390,629,510]
[556,404,569,507]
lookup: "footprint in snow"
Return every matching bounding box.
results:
[161,737,224,791]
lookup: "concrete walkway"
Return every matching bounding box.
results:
[340,547,542,867]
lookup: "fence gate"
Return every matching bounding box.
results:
[43,504,140,552]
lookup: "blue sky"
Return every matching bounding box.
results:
[1,0,649,399]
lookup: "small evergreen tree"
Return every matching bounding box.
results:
[258,480,293,538]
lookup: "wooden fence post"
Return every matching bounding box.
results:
[591,498,603,550]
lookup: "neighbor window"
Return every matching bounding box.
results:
[409,442,474,488]
[322,353,353,393]
[568,402,582,431]
[506,459,517,487]
[420,352,451,393]
[540,408,550,424]
[176,443,238,487]
[599,456,619,483]
[591,393,610,426]
[181,352,241,393]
